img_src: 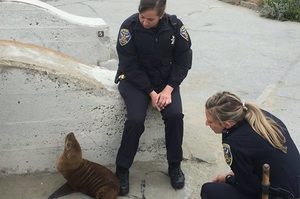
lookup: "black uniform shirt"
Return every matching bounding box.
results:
[116,13,192,93]
[222,111,300,198]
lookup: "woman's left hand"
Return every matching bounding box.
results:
[157,85,173,110]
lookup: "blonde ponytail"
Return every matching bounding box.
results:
[206,91,287,153]
[245,103,287,153]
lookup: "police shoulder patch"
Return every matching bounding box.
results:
[223,143,233,166]
[119,28,131,46]
[180,25,189,41]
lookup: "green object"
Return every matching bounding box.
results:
[260,0,300,22]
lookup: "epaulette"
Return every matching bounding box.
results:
[168,14,178,29]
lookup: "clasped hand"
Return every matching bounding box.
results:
[149,85,173,111]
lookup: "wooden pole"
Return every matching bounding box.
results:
[262,164,270,199]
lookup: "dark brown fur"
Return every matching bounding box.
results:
[56,132,119,199]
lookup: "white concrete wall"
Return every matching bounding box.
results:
[0,40,165,175]
[0,0,110,65]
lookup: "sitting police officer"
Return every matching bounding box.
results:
[114,0,192,196]
[201,91,300,199]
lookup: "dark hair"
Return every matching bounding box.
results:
[138,0,166,17]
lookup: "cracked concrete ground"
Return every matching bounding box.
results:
[0,160,228,199]
[1,0,300,198]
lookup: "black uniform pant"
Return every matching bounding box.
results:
[116,80,184,169]
[201,182,255,199]
[201,182,297,199]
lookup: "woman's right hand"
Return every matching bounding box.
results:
[149,91,161,111]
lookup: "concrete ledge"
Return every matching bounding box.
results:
[0,0,110,65]
[0,40,165,175]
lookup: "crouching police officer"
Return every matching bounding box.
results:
[201,91,300,199]
[114,0,192,196]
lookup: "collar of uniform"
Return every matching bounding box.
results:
[132,13,172,33]
[222,119,247,135]
[159,14,173,32]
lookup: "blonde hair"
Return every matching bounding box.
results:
[205,91,287,153]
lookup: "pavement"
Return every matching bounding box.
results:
[0,0,300,198]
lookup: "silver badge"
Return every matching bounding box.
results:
[171,35,175,45]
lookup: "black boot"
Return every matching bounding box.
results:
[168,166,185,189]
[116,168,129,196]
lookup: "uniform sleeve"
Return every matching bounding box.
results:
[168,19,192,88]
[233,151,261,196]
[116,24,154,94]
[226,141,261,197]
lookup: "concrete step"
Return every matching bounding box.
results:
[0,0,110,65]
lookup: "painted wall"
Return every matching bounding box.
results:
[0,41,165,175]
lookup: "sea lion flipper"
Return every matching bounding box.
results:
[48,182,75,199]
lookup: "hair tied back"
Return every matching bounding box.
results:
[242,102,248,111]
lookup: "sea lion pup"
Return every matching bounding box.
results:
[49,132,119,199]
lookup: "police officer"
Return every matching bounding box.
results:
[201,91,300,199]
[114,0,192,196]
